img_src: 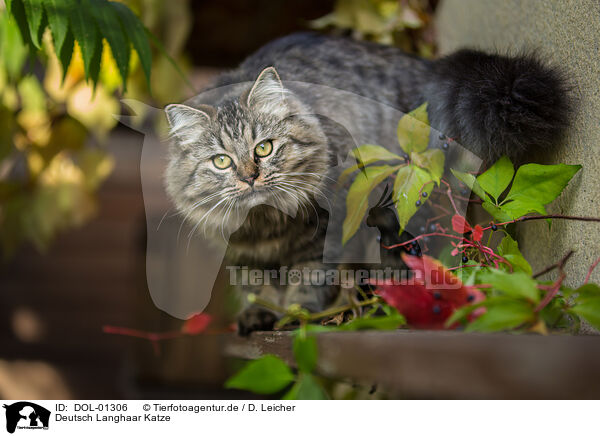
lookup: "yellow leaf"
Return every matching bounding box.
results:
[393,164,434,232]
[343,164,401,244]
[397,102,430,154]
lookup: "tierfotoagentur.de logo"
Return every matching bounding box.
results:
[2,402,50,434]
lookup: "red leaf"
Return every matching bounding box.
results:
[373,254,486,329]
[472,225,484,242]
[181,313,213,335]
[402,253,465,303]
[375,281,456,329]
[452,214,471,234]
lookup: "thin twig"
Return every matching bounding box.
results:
[533,250,575,279]
[249,294,380,323]
[534,251,574,313]
[584,257,600,285]
[482,216,600,232]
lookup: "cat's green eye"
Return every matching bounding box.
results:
[254,140,273,158]
[212,154,232,169]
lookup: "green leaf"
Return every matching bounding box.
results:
[476,155,514,201]
[7,0,33,48]
[465,300,535,332]
[283,374,327,400]
[393,164,434,233]
[111,1,152,89]
[89,0,130,90]
[44,0,69,53]
[343,164,400,244]
[500,199,546,220]
[482,201,514,223]
[397,102,430,154]
[478,268,540,303]
[539,296,569,329]
[22,0,44,48]
[570,297,600,330]
[87,33,102,89]
[292,333,318,373]
[451,169,488,201]
[411,148,444,184]
[0,11,29,79]
[225,355,294,395]
[339,144,403,183]
[573,284,600,300]
[66,0,99,81]
[340,312,405,330]
[505,163,581,205]
[57,29,74,81]
[497,234,532,275]
[444,301,485,327]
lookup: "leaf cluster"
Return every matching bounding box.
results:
[6,0,151,90]
[342,103,444,244]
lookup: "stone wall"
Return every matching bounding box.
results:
[436,0,600,291]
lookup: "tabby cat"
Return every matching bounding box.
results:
[164,32,570,334]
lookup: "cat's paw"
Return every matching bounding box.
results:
[237,308,278,336]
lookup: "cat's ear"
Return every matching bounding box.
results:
[164,103,215,135]
[244,67,286,109]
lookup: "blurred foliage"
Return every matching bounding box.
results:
[0,0,192,256]
[5,0,152,91]
[311,0,438,57]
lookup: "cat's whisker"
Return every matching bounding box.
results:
[278,176,333,194]
[268,187,286,213]
[277,183,321,238]
[220,198,236,242]
[177,190,230,242]
[277,179,333,213]
[272,185,308,220]
[156,207,173,231]
[280,178,333,201]
[285,171,336,183]
[193,196,230,239]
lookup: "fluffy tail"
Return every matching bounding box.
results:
[423,49,571,161]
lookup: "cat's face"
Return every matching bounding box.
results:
[164,67,329,237]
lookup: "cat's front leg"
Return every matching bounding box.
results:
[282,262,340,315]
[236,284,282,336]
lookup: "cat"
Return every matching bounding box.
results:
[163,32,570,334]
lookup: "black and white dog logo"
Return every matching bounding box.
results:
[3,402,50,434]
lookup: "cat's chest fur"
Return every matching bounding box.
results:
[226,203,328,267]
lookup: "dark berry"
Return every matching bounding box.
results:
[422,191,428,198]
[409,248,418,256]
[419,226,426,233]
[429,223,437,232]
[433,291,441,300]
[432,305,441,314]
[402,153,409,160]
[415,200,421,206]
[491,224,498,231]
[442,142,449,150]
[467,294,475,302]
[462,255,468,263]
[438,133,445,140]
[376,235,381,242]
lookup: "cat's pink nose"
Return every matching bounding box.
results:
[241,173,259,186]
